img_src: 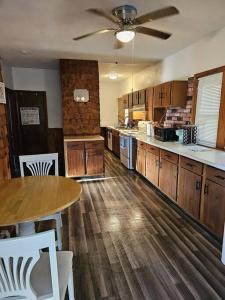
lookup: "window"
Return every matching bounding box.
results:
[195,72,223,148]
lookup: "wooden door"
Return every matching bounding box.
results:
[16,91,48,155]
[153,85,162,107]
[146,88,154,121]
[146,151,159,186]
[139,89,146,105]
[136,148,146,176]
[159,159,178,201]
[132,91,139,106]
[66,142,85,177]
[177,168,201,219]
[86,149,104,175]
[202,180,225,238]
[161,82,171,107]
[128,93,133,108]
[171,81,188,108]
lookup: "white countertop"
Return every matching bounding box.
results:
[106,126,225,171]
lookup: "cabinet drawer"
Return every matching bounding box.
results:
[146,144,159,156]
[67,142,84,150]
[85,141,104,150]
[180,156,203,175]
[206,166,225,187]
[137,140,146,150]
[160,149,178,165]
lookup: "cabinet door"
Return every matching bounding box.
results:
[86,149,104,175]
[202,180,225,238]
[128,93,133,108]
[132,91,139,106]
[136,148,146,176]
[123,94,129,109]
[177,168,201,219]
[66,142,85,177]
[146,151,159,186]
[170,81,188,108]
[161,82,171,107]
[112,130,120,157]
[146,87,154,121]
[159,159,178,201]
[139,89,146,105]
[153,85,162,107]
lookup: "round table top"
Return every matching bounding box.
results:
[0,176,82,227]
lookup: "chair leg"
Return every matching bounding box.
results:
[56,218,62,251]
[67,269,75,300]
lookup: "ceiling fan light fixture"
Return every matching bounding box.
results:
[108,71,118,80]
[116,30,135,43]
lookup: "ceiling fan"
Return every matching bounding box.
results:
[73,5,179,48]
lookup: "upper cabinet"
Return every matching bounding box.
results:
[128,93,133,108]
[132,91,139,106]
[146,87,154,121]
[138,89,146,105]
[153,81,187,108]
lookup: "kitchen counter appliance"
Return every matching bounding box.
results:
[154,127,179,142]
[120,134,137,169]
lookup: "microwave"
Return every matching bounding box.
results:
[154,127,179,142]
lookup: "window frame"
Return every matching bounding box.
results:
[192,66,225,149]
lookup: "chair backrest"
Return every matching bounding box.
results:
[0,230,60,300]
[19,153,58,177]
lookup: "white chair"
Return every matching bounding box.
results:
[18,153,63,250]
[0,230,75,300]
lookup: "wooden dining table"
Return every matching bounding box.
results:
[0,175,82,236]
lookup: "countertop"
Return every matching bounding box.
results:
[64,135,104,142]
[106,126,225,171]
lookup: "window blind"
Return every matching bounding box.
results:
[195,72,223,148]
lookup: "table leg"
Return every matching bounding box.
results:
[18,221,36,236]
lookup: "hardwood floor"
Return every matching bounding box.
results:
[65,150,225,300]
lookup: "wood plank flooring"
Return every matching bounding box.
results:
[65,150,225,300]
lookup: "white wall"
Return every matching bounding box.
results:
[1,60,13,89]
[119,26,225,95]
[99,80,120,127]
[12,67,62,128]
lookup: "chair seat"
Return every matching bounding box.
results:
[31,251,73,299]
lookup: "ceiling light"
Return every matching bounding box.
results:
[108,71,118,80]
[116,30,135,43]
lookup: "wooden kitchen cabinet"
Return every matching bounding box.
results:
[159,158,178,201]
[146,87,154,121]
[146,151,159,186]
[64,139,104,177]
[132,91,139,106]
[65,142,85,177]
[153,81,187,108]
[112,129,120,157]
[128,93,133,108]
[177,168,202,219]
[138,89,146,105]
[123,94,129,109]
[136,141,146,176]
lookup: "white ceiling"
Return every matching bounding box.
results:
[0,0,225,75]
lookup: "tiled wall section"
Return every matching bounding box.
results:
[0,68,10,179]
[164,78,194,127]
[61,59,100,136]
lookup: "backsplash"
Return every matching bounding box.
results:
[164,78,193,128]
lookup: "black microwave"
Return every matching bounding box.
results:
[154,127,179,142]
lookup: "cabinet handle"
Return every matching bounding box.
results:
[195,181,201,190]
[186,163,195,168]
[204,184,209,195]
[215,175,225,180]
[86,153,88,165]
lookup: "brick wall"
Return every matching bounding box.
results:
[0,67,10,179]
[164,78,193,127]
[60,59,100,136]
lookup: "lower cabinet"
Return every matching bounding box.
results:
[177,168,202,219]
[136,147,146,176]
[202,179,225,238]
[65,140,104,177]
[112,129,120,157]
[145,151,159,186]
[159,158,178,201]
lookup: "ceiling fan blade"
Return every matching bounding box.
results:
[135,26,171,40]
[87,8,119,24]
[114,39,125,49]
[73,29,115,41]
[135,6,179,25]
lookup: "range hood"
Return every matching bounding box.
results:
[131,104,146,112]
